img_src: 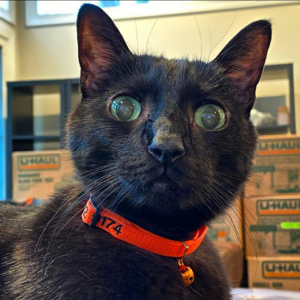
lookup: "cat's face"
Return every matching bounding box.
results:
[68,4,271,230]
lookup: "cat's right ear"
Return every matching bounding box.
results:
[77,4,130,95]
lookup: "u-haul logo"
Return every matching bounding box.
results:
[257,139,300,155]
[262,261,300,279]
[18,154,60,171]
[257,199,300,215]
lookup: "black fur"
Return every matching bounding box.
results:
[0,186,230,299]
[0,4,271,299]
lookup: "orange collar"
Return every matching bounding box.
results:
[82,198,207,258]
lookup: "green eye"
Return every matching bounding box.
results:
[111,96,141,121]
[194,104,226,130]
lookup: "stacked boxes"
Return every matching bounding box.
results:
[245,195,300,291]
[12,150,75,202]
[244,135,300,292]
[208,197,244,287]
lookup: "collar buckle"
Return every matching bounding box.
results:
[182,241,189,257]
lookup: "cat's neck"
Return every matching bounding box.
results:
[91,191,214,241]
[113,204,208,241]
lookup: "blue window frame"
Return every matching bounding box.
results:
[99,1,120,8]
[0,47,4,200]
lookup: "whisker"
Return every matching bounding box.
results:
[146,18,159,53]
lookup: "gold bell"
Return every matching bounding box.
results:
[177,258,194,286]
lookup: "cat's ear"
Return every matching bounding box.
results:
[77,4,130,94]
[213,20,271,111]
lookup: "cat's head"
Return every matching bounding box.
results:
[68,4,271,235]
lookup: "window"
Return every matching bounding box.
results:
[0,0,15,24]
[26,0,150,26]
[0,1,9,11]
[26,1,295,27]
[36,1,150,15]
[37,1,99,16]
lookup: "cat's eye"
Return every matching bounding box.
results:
[111,96,141,121]
[194,104,226,130]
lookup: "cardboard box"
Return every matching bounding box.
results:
[208,198,243,245]
[215,241,243,288]
[247,256,300,292]
[244,195,300,257]
[13,150,75,202]
[245,135,300,197]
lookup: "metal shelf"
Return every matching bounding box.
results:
[6,78,80,199]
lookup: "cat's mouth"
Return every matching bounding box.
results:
[151,175,177,194]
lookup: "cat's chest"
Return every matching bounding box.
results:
[9,216,229,300]
[12,221,190,299]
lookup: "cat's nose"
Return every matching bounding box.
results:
[148,138,185,165]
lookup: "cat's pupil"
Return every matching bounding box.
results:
[116,99,135,121]
[201,107,220,129]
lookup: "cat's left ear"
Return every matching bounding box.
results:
[213,20,271,112]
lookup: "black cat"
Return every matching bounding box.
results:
[0,4,271,300]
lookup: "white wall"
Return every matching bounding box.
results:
[0,12,17,198]
[15,2,300,132]
[0,18,17,116]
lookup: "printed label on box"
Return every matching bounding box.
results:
[262,261,300,279]
[257,139,300,156]
[247,257,300,291]
[257,199,300,215]
[17,154,61,171]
